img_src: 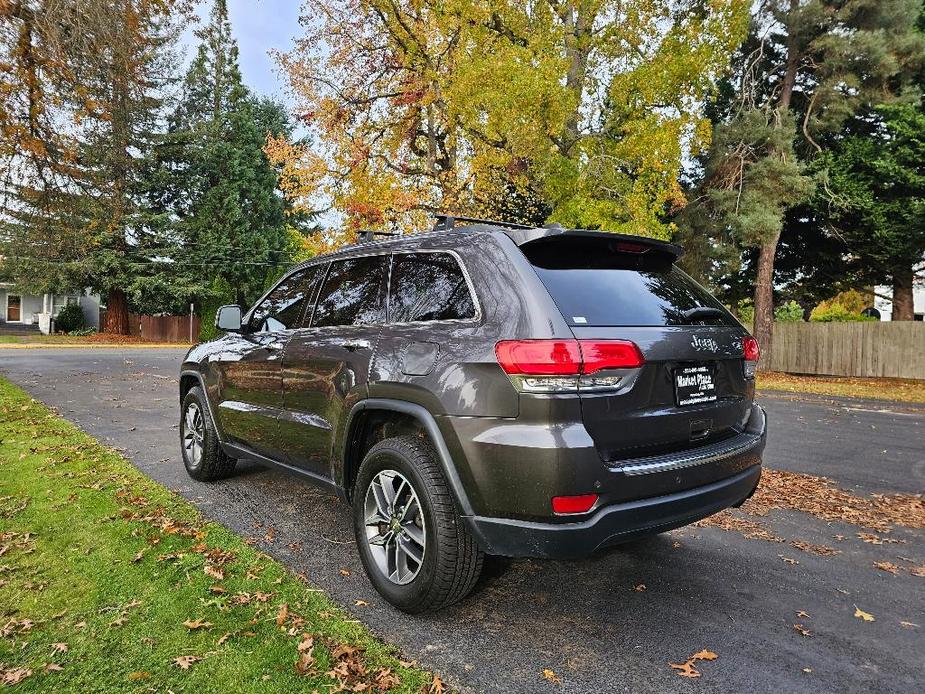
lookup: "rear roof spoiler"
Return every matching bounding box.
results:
[503,226,684,260]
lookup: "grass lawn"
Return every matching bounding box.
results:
[0,377,435,692]
[757,370,925,404]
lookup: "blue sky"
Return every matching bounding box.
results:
[183,0,302,102]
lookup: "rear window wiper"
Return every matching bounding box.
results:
[681,307,725,323]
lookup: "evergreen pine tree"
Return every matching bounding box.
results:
[144,0,292,310]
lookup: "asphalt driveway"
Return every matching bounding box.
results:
[1,347,922,693]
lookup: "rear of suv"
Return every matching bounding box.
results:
[179,219,765,613]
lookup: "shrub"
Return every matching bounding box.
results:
[810,304,877,322]
[69,327,97,337]
[55,302,86,333]
[735,298,804,324]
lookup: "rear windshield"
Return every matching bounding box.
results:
[523,236,738,328]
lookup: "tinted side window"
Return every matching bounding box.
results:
[248,267,322,333]
[389,252,476,323]
[311,256,388,327]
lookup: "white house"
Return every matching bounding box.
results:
[874,284,924,321]
[0,283,100,334]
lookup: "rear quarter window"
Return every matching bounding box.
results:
[523,236,737,328]
[388,252,476,323]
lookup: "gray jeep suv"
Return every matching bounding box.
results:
[179,218,766,613]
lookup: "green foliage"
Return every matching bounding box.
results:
[815,103,925,292]
[775,300,805,322]
[677,0,925,322]
[810,290,879,322]
[198,276,236,342]
[735,298,804,324]
[53,302,86,333]
[810,304,877,322]
[142,0,295,310]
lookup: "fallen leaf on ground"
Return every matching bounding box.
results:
[669,649,718,678]
[899,621,919,629]
[51,642,68,653]
[779,555,799,565]
[874,561,899,574]
[1,666,33,685]
[275,603,289,626]
[796,610,810,618]
[854,606,875,622]
[633,584,646,592]
[204,564,224,581]
[690,650,718,661]
[354,599,368,606]
[793,624,812,637]
[294,634,315,675]
[910,566,925,577]
[43,663,63,673]
[670,661,701,678]
[339,568,351,576]
[428,674,445,694]
[173,655,201,670]
[542,668,561,684]
[374,667,401,690]
[182,619,213,630]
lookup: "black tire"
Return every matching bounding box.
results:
[353,435,484,613]
[180,386,236,482]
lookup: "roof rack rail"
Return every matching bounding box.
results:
[432,214,534,232]
[357,229,400,244]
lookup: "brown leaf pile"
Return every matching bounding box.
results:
[745,469,925,531]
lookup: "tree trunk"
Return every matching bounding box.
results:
[104,287,130,335]
[753,231,780,368]
[751,0,801,367]
[891,267,915,321]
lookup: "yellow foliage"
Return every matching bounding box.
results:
[271,0,750,242]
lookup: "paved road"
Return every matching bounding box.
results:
[1,348,922,694]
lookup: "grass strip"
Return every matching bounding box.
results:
[757,370,925,404]
[0,377,434,692]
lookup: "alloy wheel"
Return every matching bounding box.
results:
[363,469,427,585]
[183,402,205,466]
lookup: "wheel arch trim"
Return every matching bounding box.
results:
[179,369,226,444]
[341,399,474,516]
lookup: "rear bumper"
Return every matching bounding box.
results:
[467,464,761,559]
[464,407,765,559]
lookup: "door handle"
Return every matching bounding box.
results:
[338,339,371,352]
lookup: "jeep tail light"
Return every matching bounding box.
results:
[495,339,644,393]
[552,493,599,515]
[743,336,760,379]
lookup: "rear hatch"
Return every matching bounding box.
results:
[520,232,754,464]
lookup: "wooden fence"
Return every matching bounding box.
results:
[764,322,925,380]
[100,311,199,343]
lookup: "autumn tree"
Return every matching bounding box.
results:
[270,0,750,242]
[0,0,191,333]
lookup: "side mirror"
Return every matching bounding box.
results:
[215,305,242,332]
